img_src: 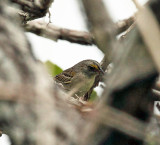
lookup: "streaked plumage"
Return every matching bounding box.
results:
[54,59,104,98]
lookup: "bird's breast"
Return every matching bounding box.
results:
[73,73,95,97]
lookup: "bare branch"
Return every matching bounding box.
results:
[116,16,135,34]
[25,21,94,45]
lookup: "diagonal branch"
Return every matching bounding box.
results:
[24,21,94,45]
[116,16,135,34]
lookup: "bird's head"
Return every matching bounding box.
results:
[74,59,104,78]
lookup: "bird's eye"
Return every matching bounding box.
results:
[88,66,96,71]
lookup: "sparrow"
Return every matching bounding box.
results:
[54,59,104,100]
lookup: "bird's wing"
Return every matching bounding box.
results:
[54,69,76,84]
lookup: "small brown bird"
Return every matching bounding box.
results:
[54,59,104,99]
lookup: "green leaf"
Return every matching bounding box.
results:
[89,90,98,101]
[45,60,63,77]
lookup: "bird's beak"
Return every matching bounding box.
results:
[99,67,105,75]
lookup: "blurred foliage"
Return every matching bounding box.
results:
[45,60,63,77]
[89,90,98,101]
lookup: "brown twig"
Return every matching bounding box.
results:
[116,16,135,34]
[25,21,94,45]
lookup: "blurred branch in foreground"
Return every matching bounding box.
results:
[0,1,88,145]
[25,21,94,45]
